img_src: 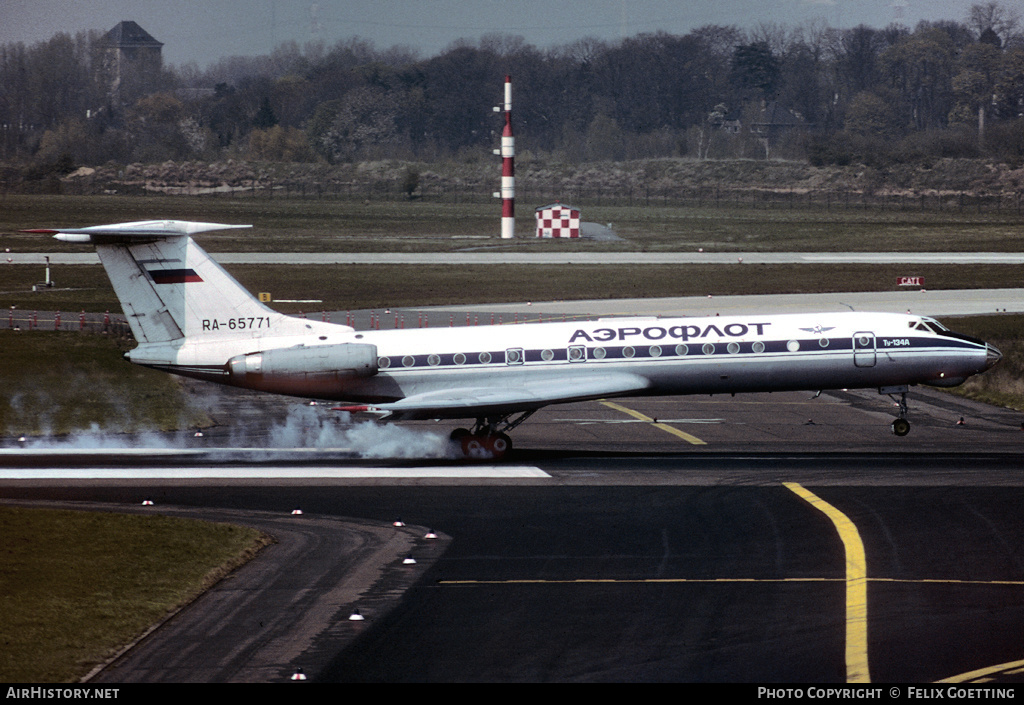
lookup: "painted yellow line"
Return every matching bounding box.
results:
[784,482,870,684]
[440,577,1024,587]
[938,658,1024,683]
[440,578,842,585]
[443,571,1024,684]
[600,400,707,445]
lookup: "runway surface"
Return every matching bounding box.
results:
[14,251,1024,266]
[3,384,1024,683]
[3,278,1023,683]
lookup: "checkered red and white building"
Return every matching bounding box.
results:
[535,203,581,238]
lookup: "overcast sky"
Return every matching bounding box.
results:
[1,1,991,68]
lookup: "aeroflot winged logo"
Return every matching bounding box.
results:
[148,268,203,284]
[569,321,772,343]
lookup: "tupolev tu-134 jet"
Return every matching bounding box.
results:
[29,220,1002,458]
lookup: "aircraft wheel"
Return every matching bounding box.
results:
[461,435,487,458]
[891,418,911,437]
[450,427,471,441]
[486,433,512,459]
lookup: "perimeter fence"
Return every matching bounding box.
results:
[4,309,132,337]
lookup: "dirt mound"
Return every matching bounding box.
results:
[58,157,1024,198]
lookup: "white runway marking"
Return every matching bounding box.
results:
[0,466,551,479]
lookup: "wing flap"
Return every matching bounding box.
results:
[376,372,652,420]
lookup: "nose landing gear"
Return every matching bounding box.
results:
[884,386,912,436]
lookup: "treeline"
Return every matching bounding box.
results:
[5,2,1024,176]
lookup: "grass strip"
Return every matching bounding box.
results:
[937,314,1024,411]
[4,263,1024,315]
[0,331,210,436]
[5,193,1024,253]
[0,506,267,682]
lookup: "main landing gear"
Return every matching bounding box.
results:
[450,410,535,460]
[884,386,912,436]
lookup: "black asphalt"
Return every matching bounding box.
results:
[3,387,1024,683]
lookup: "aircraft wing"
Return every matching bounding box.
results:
[374,372,652,420]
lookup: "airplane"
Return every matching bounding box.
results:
[28,219,1002,458]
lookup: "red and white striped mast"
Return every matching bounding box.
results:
[494,75,515,239]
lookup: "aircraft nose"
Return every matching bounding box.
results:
[985,343,1002,370]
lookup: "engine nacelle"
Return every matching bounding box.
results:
[228,343,378,381]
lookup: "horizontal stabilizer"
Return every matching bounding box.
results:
[39,219,336,344]
[24,220,251,243]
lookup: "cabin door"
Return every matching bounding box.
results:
[853,332,876,367]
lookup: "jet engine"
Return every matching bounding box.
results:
[227,343,378,384]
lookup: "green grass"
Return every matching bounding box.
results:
[0,331,210,436]
[5,193,1024,253]
[3,263,1024,316]
[938,314,1024,410]
[226,263,1024,313]
[0,505,268,682]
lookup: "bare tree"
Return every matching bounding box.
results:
[967,2,1020,42]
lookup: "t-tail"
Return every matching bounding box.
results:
[26,220,365,388]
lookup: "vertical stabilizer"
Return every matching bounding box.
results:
[95,234,283,343]
[33,220,343,345]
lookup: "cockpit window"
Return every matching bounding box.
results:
[911,318,950,334]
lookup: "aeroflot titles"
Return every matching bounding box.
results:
[569,321,773,344]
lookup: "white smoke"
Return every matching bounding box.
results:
[9,401,460,460]
[256,403,459,459]
[342,418,459,459]
[13,424,181,450]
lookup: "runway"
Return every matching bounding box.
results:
[14,251,1024,266]
[3,275,1023,683]
[3,384,1024,683]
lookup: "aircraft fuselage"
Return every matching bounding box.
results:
[132,310,999,420]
